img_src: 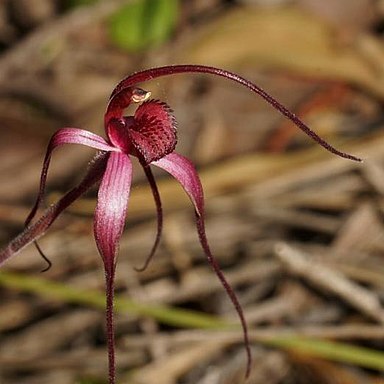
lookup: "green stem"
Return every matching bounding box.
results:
[105,268,116,384]
[1,271,384,372]
[263,336,384,370]
[0,271,230,329]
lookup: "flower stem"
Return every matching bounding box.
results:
[105,268,116,384]
[2,271,384,371]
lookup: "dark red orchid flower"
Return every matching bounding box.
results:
[0,65,361,384]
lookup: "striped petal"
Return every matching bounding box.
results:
[94,151,132,272]
[93,151,132,383]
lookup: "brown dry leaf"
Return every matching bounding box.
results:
[331,202,384,254]
[298,0,376,30]
[275,243,384,323]
[290,355,379,384]
[130,341,227,384]
[181,6,384,99]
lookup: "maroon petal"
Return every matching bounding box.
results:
[128,100,177,165]
[153,152,251,377]
[25,128,117,228]
[152,153,203,214]
[94,151,132,271]
[93,151,132,383]
[0,153,109,267]
[134,164,163,272]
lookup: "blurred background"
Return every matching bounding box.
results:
[1,0,384,383]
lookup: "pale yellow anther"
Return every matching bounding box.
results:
[131,88,151,103]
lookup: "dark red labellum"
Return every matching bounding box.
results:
[128,100,177,164]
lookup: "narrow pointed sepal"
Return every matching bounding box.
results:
[153,152,251,377]
[94,151,132,384]
[110,65,362,162]
[152,152,203,214]
[0,153,109,267]
[94,151,132,271]
[25,127,118,227]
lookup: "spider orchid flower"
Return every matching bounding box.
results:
[0,65,361,384]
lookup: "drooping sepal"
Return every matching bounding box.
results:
[94,151,132,272]
[93,151,132,384]
[152,152,203,214]
[0,153,109,267]
[25,127,118,228]
[153,152,251,377]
